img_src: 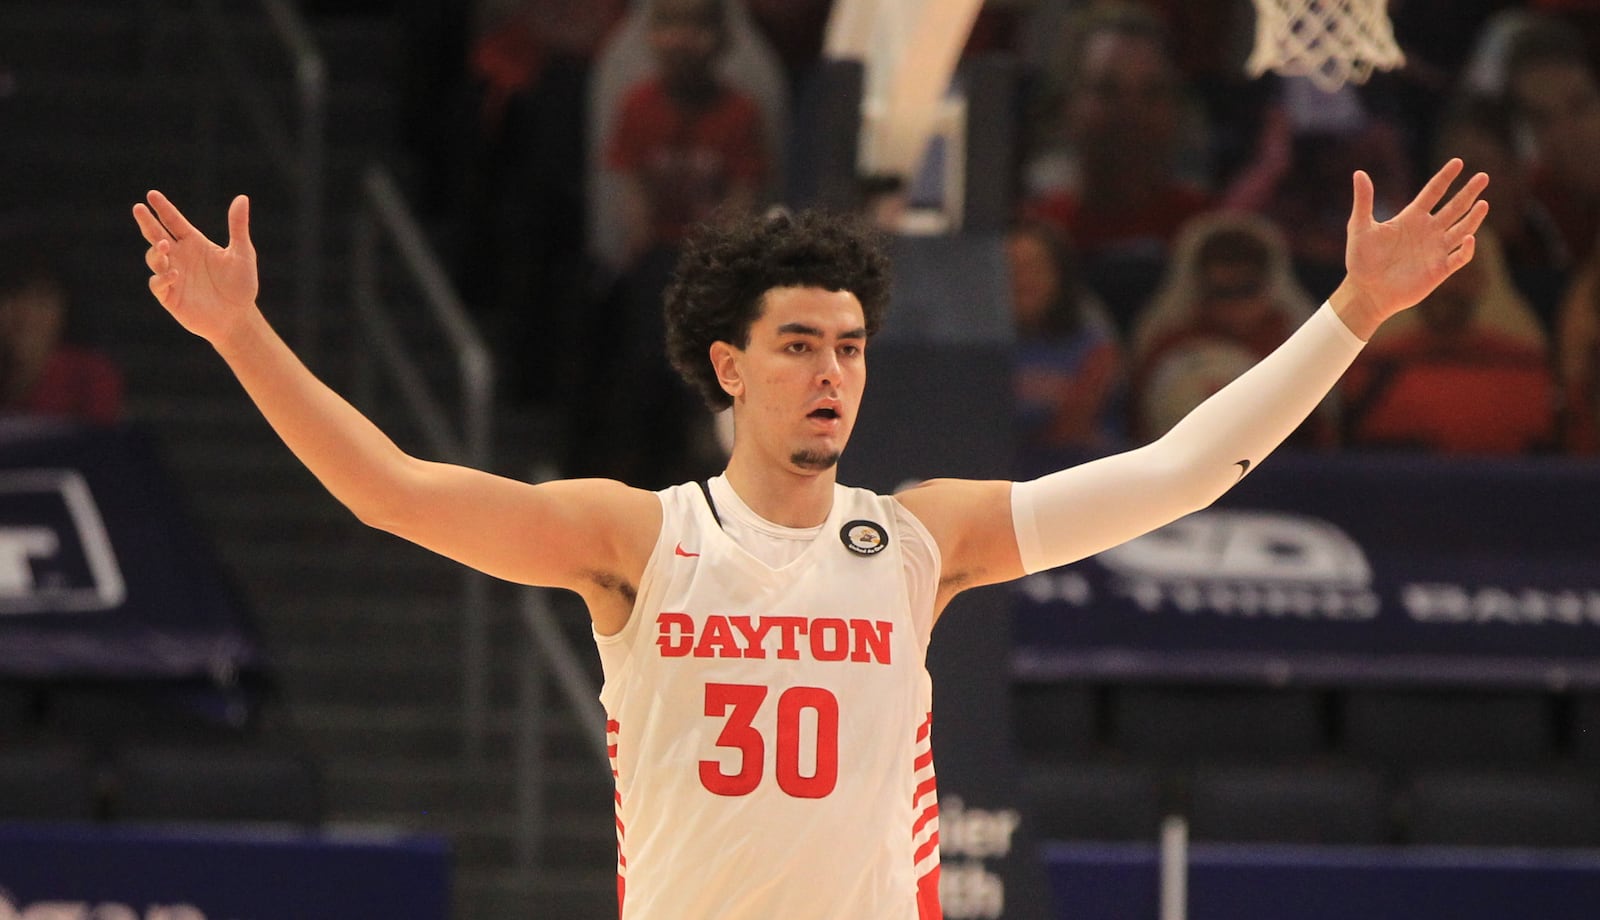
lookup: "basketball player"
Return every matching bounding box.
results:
[132,158,1486,919]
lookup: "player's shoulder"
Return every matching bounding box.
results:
[890,476,988,501]
[891,477,1014,529]
[536,477,664,537]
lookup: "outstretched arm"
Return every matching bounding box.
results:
[132,192,659,631]
[902,159,1489,608]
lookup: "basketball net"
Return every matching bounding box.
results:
[1247,0,1406,93]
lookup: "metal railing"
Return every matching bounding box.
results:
[192,0,326,359]
[351,164,496,759]
[180,0,607,865]
[349,176,607,860]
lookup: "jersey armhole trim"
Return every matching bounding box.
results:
[593,488,674,649]
[891,497,942,647]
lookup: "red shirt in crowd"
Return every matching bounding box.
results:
[1026,182,1213,258]
[606,79,768,247]
[1343,331,1556,455]
[7,346,125,427]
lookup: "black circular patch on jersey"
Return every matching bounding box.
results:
[840,519,889,556]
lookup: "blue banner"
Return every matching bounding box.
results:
[0,822,450,920]
[0,419,261,681]
[1013,451,1600,687]
[1043,841,1600,920]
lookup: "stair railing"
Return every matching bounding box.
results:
[351,164,495,760]
[191,0,326,360]
[350,177,609,864]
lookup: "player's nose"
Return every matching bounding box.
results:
[815,350,842,387]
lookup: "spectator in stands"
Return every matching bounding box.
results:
[572,0,772,488]
[1504,16,1600,268]
[1432,92,1569,331]
[587,0,788,274]
[469,0,627,135]
[1342,230,1557,455]
[1128,211,1333,446]
[0,247,123,426]
[445,0,627,406]
[1457,6,1545,99]
[1222,81,1416,299]
[1022,2,1213,332]
[606,0,770,265]
[1007,220,1124,455]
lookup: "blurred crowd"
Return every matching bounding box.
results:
[397,0,1600,484]
[0,243,124,429]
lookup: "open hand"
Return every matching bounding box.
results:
[1335,158,1489,336]
[132,191,259,344]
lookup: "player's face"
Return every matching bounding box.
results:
[731,286,867,473]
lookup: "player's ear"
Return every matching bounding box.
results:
[710,341,744,399]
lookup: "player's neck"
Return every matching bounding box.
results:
[722,451,836,529]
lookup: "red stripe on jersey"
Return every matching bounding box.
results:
[916,714,933,743]
[913,802,940,837]
[916,864,942,920]
[914,777,939,806]
[914,831,940,865]
[914,749,933,771]
[617,874,626,920]
[612,714,626,920]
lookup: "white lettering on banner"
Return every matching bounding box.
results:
[1404,584,1600,627]
[1019,571,1092,606]
[939,860,1005,919]
[939,796,1021,859]
[0,893,210,920]
[1097,511,1372,587]
[937,798,1017,919]
[1120,578,1380,621]
[0,470,126,615]
[1019,511,1383,622]
[1020,571,1380,621]
[0,528,59,594]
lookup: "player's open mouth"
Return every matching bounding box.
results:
[807,406,842,432]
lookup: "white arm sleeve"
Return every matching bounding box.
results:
[1011,302,1366,574]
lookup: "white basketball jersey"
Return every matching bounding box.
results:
[594,479,943,920]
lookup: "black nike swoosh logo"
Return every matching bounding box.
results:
[1234,459,1251,479]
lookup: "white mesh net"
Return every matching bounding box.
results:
[1247,0,1406,93]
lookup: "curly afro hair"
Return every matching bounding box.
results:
[664,209,892,411]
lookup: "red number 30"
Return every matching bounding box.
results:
[700,683,839,799]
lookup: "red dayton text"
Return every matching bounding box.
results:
[655,612,893,665]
